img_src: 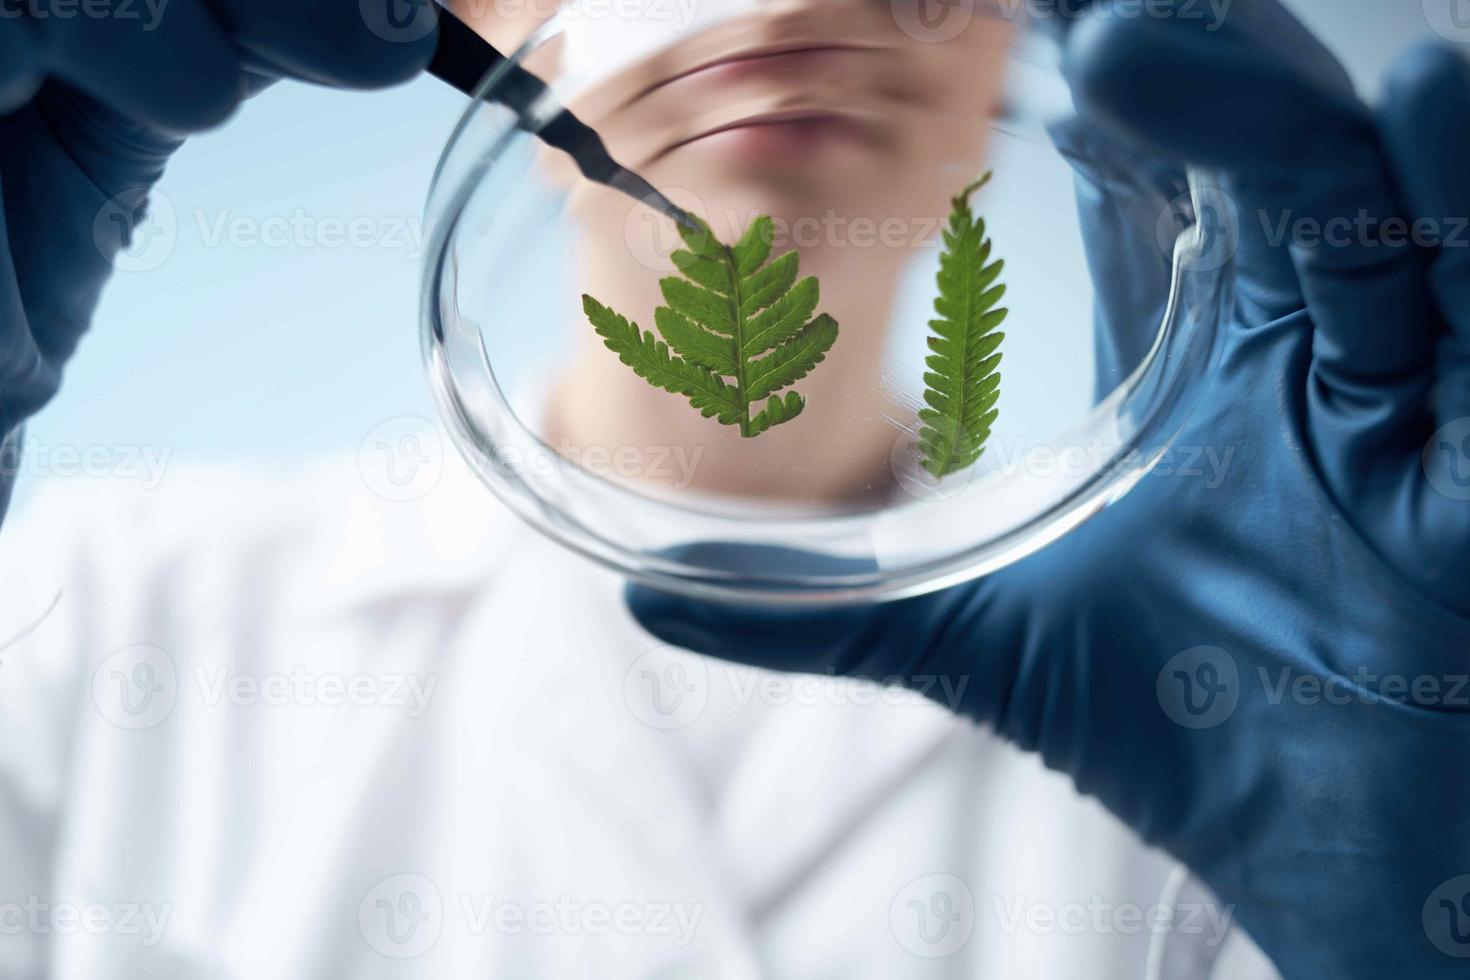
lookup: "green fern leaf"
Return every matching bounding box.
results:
[747,313,838,401]
[919,173,1008,478]
[584,216,839,437]
[748,391,805,437]
[731,215,776,274]
[582,297,743,425]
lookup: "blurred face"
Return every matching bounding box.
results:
[578,1,1008,223]
[473,0,1013,236]
[466,0,1016,501]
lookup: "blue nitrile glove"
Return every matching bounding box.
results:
[630,3,1470,976]
[0,1,441,519]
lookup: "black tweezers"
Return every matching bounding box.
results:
[426,6,692,228]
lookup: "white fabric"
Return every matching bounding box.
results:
[0,451,1277,979]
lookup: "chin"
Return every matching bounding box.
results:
[659,126,897,221]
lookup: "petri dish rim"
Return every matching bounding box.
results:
[420,13,1233,606]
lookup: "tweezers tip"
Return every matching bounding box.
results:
[607,169,697,230]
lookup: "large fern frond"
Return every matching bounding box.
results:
[919,173,1008,478]
[584,216,839,437]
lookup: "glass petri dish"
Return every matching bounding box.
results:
[421,1,1233,605]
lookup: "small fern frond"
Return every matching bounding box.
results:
[583,296,743,426]
[919,173,1008,478]
[585,215,839,437]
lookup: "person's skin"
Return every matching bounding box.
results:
[473,2,1012,504]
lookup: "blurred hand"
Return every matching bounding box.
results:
[631,2,1470,974]
[0,0,440,517]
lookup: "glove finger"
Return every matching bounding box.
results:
[35,0,245,134]
[1037,6,1201,398]
[1046,115,1184,399]
[1375,42,1470,604]
[208,0,438,90]
[1049,84,1298,383]
[1379,42,1470,427]
[1065,0,1438,496]
[625,543,990,691]
[625,535,1085,735]
[630,583,905,678]
[243,70,278,100]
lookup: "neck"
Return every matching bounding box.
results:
[543,227,910,506]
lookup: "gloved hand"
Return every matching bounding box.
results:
[630,3,1470,975]
[0,0,441,518]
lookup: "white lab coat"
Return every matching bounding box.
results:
[0,448,1278,979]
